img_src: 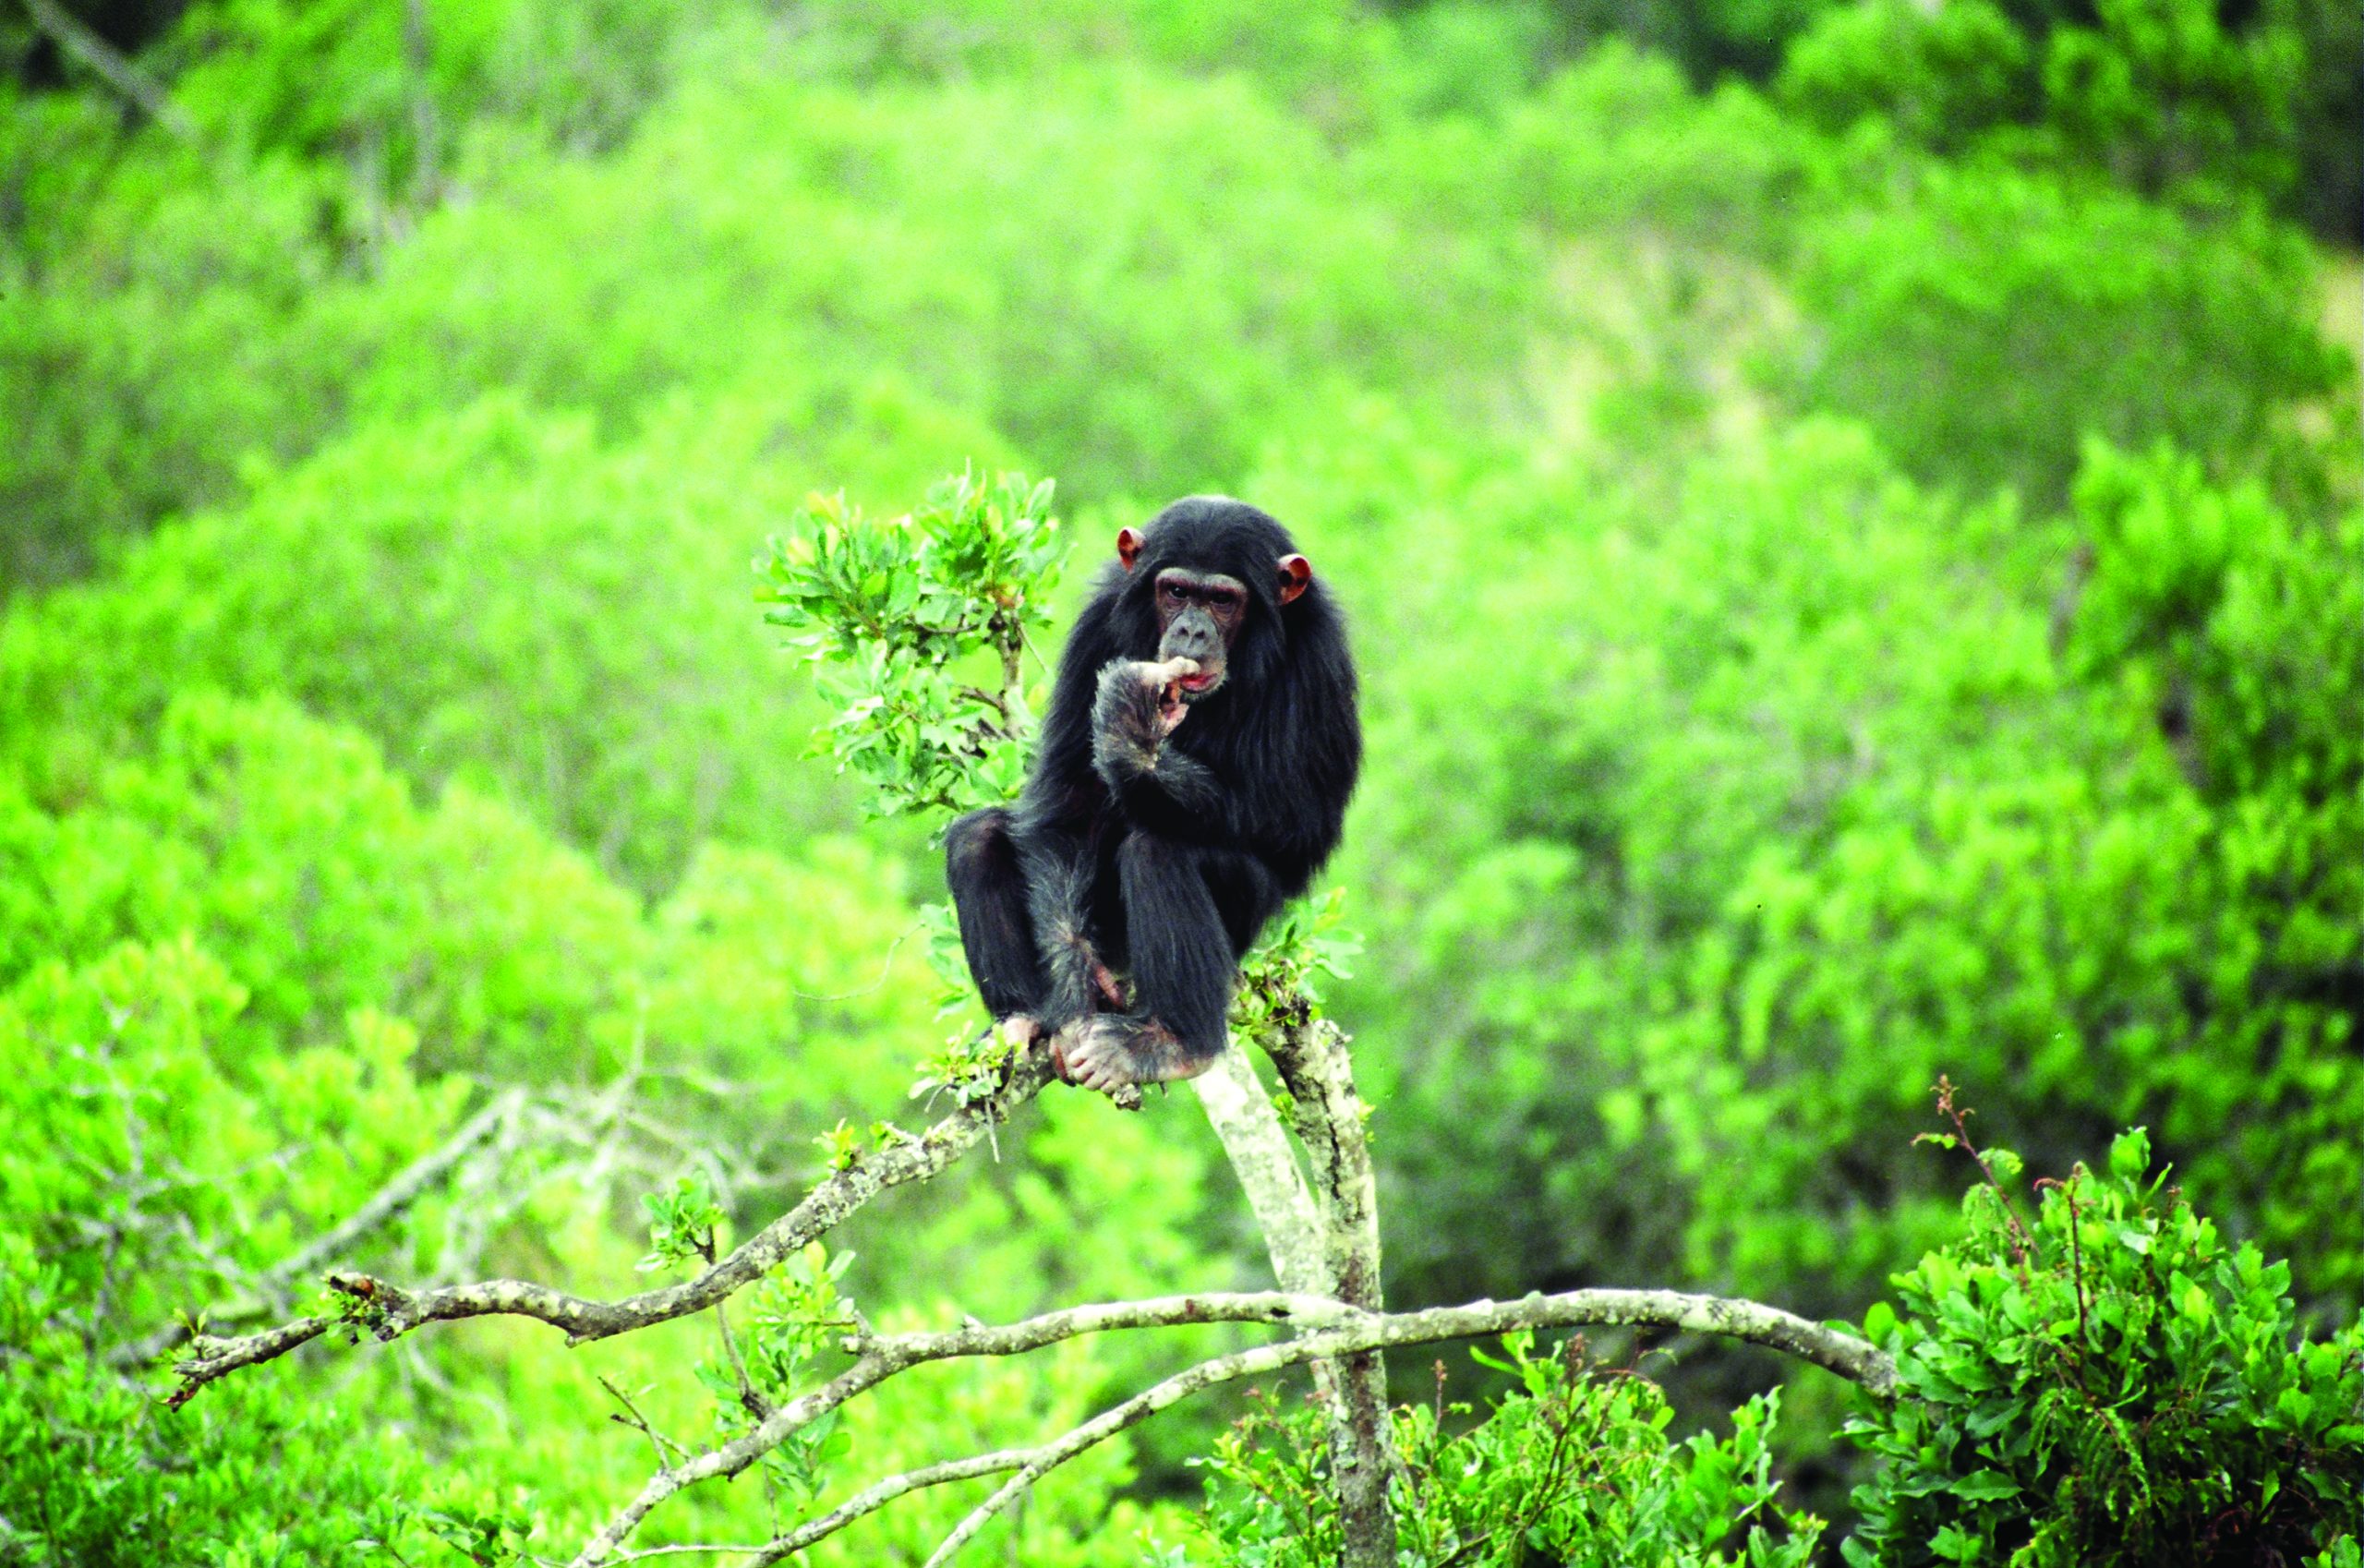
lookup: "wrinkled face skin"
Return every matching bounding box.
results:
[1153,567,1248,703]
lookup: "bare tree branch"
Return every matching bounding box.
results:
[554,1452,1030,1564]
[557,1285,1888,1565]
[167,1042,1055,1405]
[162,1018,1889,1566]
[919,1284,1892,1567]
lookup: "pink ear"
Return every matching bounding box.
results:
[1117,528,1145,571]
[1277,554,1311,605]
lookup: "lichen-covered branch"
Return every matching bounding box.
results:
[563,1285,1889,1565]
[167,1042,1055,1406]
[918,1284,1895,1566]
[1265,1011,1395,1565]
[567,1290,1351,1565]
[165,1017,1893,1568]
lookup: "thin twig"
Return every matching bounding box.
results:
[712,1300,770,1419]
[788,922,923,1003]
[599,1375,692,1468]
[18,0,197,139]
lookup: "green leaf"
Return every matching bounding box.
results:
[1948,1469,2021,1502]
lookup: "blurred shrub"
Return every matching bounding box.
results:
[1782,161,2343,502]
[779,0,1379,99]
[160,0,753,179]
[1778,0,2038,156]
[1,49,1551,604]
[3,49,1600,885]
[0,382,1010,889]
[0,0,770,596]
[1845,1126,2364,1566]
[0,687,946,1124]
[15,7,2334,615]
[1489,45,1813,248]
[0,692,1220,1556]
[0,937,525,1566]
[1670,441,2364,1313]
[0,135,335,593]
[0,928,1170,1564]
[1780,0,2309,209]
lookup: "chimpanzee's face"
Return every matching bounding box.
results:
[1153,569,1248,703]
[1113,516,1313,706]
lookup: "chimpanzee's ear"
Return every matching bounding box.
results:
[1277,554,1311,605]
[1117,528,1145,571]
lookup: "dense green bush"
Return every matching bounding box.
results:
[0,938,523,1565]
[1170,1337,1823,1566]
[1780,0,2310,208]
[0,694,1215,1561]
[1845,1122,2364,1566]
[1269,417,2364,1333]
[1162,1118,2364,1565]
[1,42,1556,601]
[0,384,1009,889]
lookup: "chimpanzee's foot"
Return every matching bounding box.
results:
[995,1015,1043,1053]
[1053,1015,1218,1094]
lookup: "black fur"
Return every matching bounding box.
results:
[945,496,1360,1086]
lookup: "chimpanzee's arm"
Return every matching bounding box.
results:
[1089,660,1229,835]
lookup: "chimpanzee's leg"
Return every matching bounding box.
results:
[1055,832,1232,1092]
[945,809,1045,1023]
[1015,825,1118,1036]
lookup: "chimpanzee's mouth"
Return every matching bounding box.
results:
[1176,669,1224,701]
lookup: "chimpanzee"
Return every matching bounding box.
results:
[944,496,1360,1094]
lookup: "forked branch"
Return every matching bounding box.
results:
[558,1285,1892,1566]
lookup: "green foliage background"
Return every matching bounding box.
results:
[1,0,2358,1561]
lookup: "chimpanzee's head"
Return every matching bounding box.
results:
[1111,496,1313,706]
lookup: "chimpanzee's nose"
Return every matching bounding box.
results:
[1169,615,1221,662]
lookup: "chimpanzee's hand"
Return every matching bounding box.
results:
[1092,657,1196,772]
